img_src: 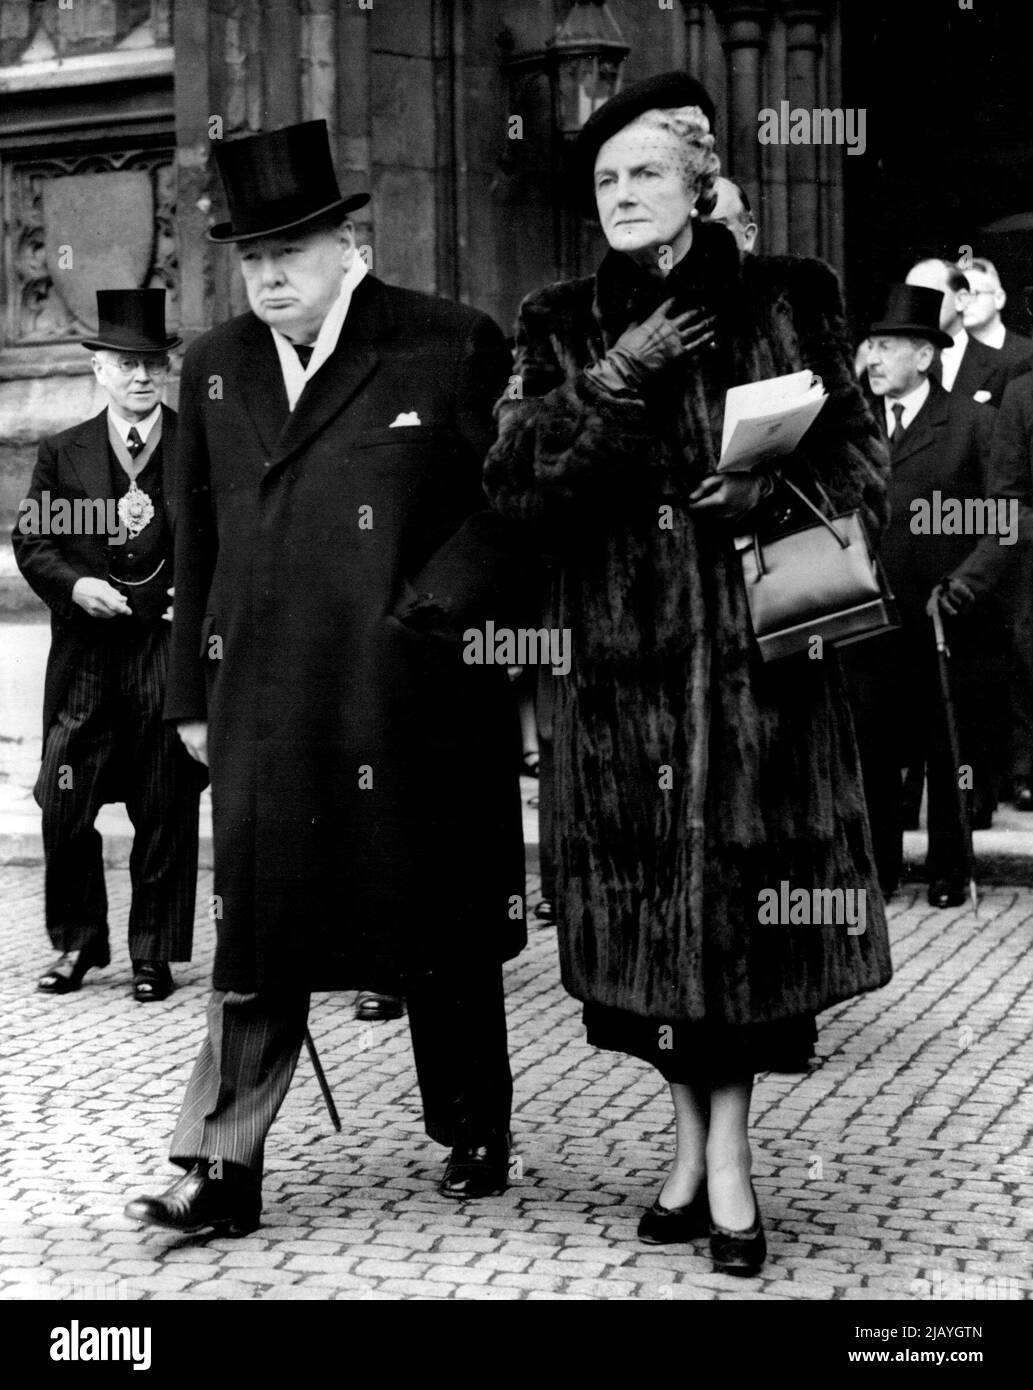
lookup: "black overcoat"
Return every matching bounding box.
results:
[165,274,526,994]
[876,379,1007,629]
[12,406,178,743]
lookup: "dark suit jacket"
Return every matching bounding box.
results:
[996,328,1033,370]
[988,372,1033,639]
[166,273,526,993]
[876,378,1011,628]
[11,405,177,741]
[951,332,1031,408]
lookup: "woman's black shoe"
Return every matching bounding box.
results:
[637,1189,709,1244]
[709,1185,766,1276]
[37,939,111,995]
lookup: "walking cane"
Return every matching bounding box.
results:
[304,1028,342,1132]
[930,602,979,915]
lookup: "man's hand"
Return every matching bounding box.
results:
[177,720,208,766]
[71,577,132,619]
[162,585,174,623]
[926,577,975,619]
[688,471,767,521]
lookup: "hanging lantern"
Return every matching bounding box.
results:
[547,1,630,138]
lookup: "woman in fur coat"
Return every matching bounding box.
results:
[483,72,893,1276]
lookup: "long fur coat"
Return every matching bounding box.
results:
[484,223,893,1024]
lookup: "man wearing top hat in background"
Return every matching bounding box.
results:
[849,283,1017,906]
[12,289,203,1002]
[125,120,526,1237]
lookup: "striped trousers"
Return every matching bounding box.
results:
[169,963,513,1174]
[34,626,202,960]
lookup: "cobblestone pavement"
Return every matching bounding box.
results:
[0,863,1030,1302]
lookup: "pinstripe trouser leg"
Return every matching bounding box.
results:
[169,990,310,1176]
[121,628,201,962]
[35,645,114,952]
[34,628,201,958]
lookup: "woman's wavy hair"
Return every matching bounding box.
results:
[619,105,721,217]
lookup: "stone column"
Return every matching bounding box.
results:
[261,0,301,127]
[301,0,338,129]
[173,0,215,342]
[683,1,708,74]
[778,2,833,259]
[711,2,772,218]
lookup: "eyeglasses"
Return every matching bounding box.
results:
[110,355,171,376]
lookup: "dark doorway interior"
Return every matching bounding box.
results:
[842,0,1032,338]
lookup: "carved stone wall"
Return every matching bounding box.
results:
[0,0,174,592]
[5,147,177,347]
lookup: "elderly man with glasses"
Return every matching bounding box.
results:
[906,257,1029,407]
[12,289,205,1003]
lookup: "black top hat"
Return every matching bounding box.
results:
[208,119,370,243]
[868,284,953,350]
[81,289,181,353]
[575,70,717,218]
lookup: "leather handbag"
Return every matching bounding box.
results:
[735,474,899,662]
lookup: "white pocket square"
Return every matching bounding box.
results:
[389,411,422,427]
[973,390,992,404]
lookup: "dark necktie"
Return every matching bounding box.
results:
[889,402,905,439]
[293,343,314,370]
[126,426,144,459]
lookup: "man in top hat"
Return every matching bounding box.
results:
[12,289,204,1000]
[124,119,526,1237]
[851,283,1018,905]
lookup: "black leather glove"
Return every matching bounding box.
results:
[585,299,715,395]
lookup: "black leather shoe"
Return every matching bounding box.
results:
[709,1185,766,1276]
[637,1188,709,1244]
[927,879,965,909]
[37,939,110,995]
[1014,779,1033,812]
[132,961,173,1003]
[439,1133,511,1199]
[125,1163,261,1236]
[355,990,404,1021]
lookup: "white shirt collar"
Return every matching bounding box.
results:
[938,326,968,391]
[108,403,161,443]
[884,377,930,433]
[270,256,369,412]
[979,321,1007,349]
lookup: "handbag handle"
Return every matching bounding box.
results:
[749,472,850,580]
